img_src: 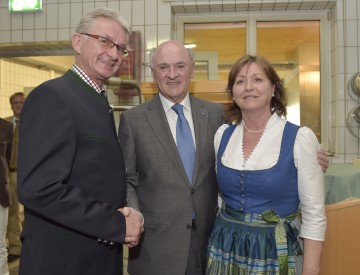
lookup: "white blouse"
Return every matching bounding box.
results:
[214,113,327,241]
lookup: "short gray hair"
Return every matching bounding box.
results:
[75,7,131,42]
[149,45,195,68]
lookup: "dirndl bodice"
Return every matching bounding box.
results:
[207,122,303,275]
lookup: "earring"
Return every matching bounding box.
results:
[272,94,274,97]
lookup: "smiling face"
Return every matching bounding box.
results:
[150,41,194,103]
[72,17,127,86]
[232,61,275,116]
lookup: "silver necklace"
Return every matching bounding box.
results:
[243,121,265,134]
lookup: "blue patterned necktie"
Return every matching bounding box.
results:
[172,104,195,184]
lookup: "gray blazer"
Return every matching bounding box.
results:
[118,94,224,275]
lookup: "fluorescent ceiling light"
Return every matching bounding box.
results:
[185,44,196,49]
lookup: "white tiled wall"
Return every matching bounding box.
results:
[0,0,172,117]
[0,59,62,116]
[330,0,360,162]
[0,0,359,162]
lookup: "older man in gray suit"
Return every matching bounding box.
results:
[118,40,224,275]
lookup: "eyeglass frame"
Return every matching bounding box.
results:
[81,33,129,57]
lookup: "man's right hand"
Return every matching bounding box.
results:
[118,207,144,247]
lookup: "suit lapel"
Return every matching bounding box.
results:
[66,70,119,144]
[190,96,208,186]
[145,95,190,185]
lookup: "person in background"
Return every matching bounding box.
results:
[0,117,13,275]
[118,41,329,275]
[206,55,327,275]
[4,92,25,263]
[17,7,143,275]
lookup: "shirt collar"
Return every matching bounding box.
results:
[11,116,18,123]
[71,64,105,94]
[159,92,191,113]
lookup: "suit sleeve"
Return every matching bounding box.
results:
[118,112,140,211]
[18,86,126,244]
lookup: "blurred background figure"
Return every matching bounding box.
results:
[4,92,25,263]
[0,116,13,275]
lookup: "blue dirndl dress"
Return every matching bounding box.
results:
[206,122,304,275]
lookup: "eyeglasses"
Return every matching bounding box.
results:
[81,33,129,57]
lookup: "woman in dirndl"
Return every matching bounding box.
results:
[206,55,327,275]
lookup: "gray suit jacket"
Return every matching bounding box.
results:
[118,94,224,275]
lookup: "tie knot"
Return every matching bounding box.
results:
[172,104,184,115]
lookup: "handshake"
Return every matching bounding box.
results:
[118,207,144,248]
